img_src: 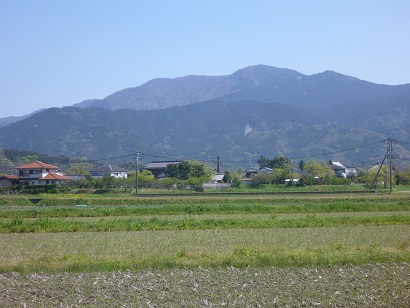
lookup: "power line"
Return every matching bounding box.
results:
[62,138,406,170]
[140,153,181,160]
[73,154,136,163]
[288,139,386,161]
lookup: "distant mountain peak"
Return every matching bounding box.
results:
[313,70,361,82]
[2,64,409,128]
[1,64,409,166]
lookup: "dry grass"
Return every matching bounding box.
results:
[0,225,408,272]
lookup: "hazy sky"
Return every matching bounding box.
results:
[1,0,409,118]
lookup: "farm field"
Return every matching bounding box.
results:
[1,263,408,307]
[0,191,409,306]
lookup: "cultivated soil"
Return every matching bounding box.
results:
[1,263,409,307]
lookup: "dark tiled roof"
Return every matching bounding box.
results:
[145,161,181,170]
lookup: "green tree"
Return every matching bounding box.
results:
[222,171,232,183]
[271,168,288,184]
[304,160,334,183]
[258,156,293,171]
[137,170,155,187]
[165,161,191,180]
[67,162,92,175]
[165,161,209,181]
[190,162,206,178]
[367,165,394,188]
[176,161,191,180]
[165,163,179,178]
[251,173,274,186]
[270,157,292,169]
[101,174,115,188]
[298,160,304,171]
[397,164,410,184]
[257,156,271,169]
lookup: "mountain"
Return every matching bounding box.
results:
[74,75,228,110]
[72,65,410,120]
[3,64,410,132]
[71,65,410,141]
[0,64,409,168]
[0,109,46,128]
[72,65,308,111]
[0,100,405,168]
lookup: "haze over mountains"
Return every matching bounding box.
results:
[1,65,409,168]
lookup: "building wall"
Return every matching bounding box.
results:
[0,178,14,188]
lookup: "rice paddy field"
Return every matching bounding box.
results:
[0,190,409,306]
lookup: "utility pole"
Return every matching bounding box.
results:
[135,151,141,194]
[371,138,395,193]
[387,138,395,194]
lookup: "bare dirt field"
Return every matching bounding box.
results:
[1,263,409,307]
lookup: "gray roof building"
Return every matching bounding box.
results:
[89,165,128,178]
[145,161,181,178]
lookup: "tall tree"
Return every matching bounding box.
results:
[298,160,304,171]
[270,157,293,169]
[257,156,270,169]
[304,160,334,179]
[165,161,191,180]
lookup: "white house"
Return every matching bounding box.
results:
[89,165,128,178]
[329,160,347,178]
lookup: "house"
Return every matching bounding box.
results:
[145,161,181,178]
[16,161,71,185]
[212,174,225,183]
[244,167,275,178]
[329,160,347,178]
[0,174,19,188]
[257,167,273,174]
[89,165,128,178]
[245,167,259,178]
[345,166,358,177]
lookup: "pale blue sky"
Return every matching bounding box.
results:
[1,0,409,118]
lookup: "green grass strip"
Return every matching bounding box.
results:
[1,214,409,233]
[1,198,409,218]
[2,244,409,273]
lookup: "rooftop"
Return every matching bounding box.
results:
[145,161,181,169]
[89,165,128,173]
[16,161,59,170]
[41,173,71,181]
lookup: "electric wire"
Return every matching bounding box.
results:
[288,139,386,161]
[61,138,410,170]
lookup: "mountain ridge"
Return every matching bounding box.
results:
[0,99,406,168]
[0,64,409,168]
[2,64,409,124]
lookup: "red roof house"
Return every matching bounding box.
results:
[16,161,70,185]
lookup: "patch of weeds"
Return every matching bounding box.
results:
[175,249,186,258]
[234,247,260,257]
[177,218,195,230]
[395,241,408,251]
[184,206,193,214]
[126,218,143,231]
